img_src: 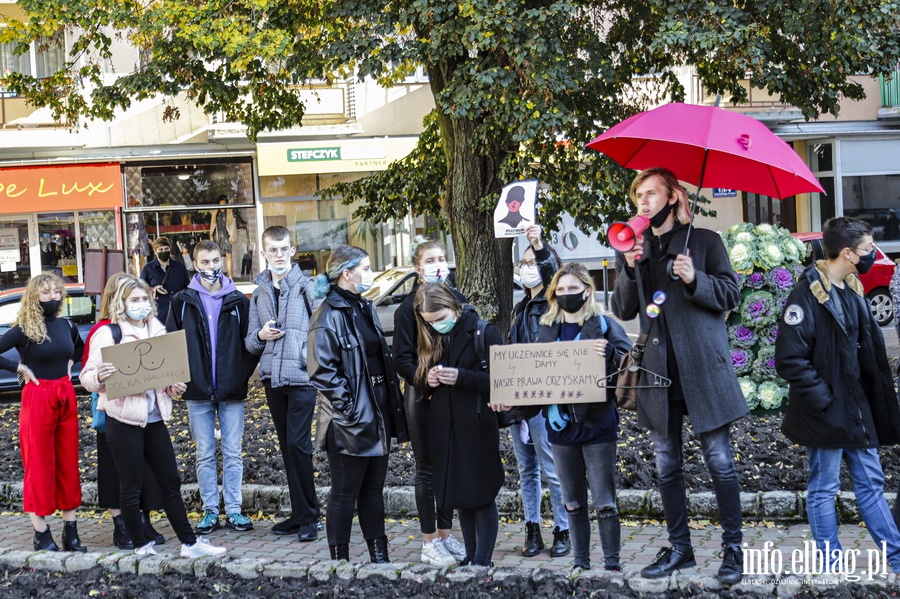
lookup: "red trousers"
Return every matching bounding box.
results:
[19,377,81,515]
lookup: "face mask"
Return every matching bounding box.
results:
[855,249,877,274]
[520,264,542,289]
[557,292,588,314]
[199,268,222,283]
[355,270,375,293]
[269,263,291,276]
[649,200,674,229]
[126,303,152,322]
[156,252,171,262]
[39,300,60,317]
[430,317,457,335]
[422,263,449,284]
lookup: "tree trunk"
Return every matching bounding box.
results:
[439,114,513,333]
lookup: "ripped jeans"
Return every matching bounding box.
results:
[551,441,619,568]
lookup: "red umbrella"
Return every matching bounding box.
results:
[586,103,824,200]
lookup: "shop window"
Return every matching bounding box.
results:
[841,175,900,241]
[124,161,254,208]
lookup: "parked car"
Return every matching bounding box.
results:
[0,284,97,392]
[792,232,895,326]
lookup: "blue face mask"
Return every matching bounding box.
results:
[430,317,457,335]
[126,303,152,322]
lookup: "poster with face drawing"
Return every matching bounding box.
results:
[494,180,538,238]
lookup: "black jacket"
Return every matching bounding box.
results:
[509,244,559,345]
[166,286,256,403]
[393,281,467,386]
[141,258,190,324]
[424,307,505,510]
[776,261,900,448]
[308,288,409,457]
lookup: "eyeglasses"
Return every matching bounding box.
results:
[265,246,292,257]
[517,260,536,268]
[853,244,876,254]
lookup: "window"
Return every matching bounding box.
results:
[0,33,65,84]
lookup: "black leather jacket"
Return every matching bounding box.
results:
[307,287,409,456]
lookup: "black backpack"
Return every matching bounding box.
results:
[472,318,512,428]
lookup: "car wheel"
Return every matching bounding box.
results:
[867,288,894,326]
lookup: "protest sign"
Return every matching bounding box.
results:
[489,339,605,406]
[494,180,538,238]
[101,329,190,400]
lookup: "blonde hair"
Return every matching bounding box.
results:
[98,273,131,321]
[409,235,446,266]
[629,167,693,225]
[108,275,157,324]
[413,282,461,391]
[540,262,601,326]
[13,273,67,342]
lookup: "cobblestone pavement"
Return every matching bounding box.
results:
[0,511,887,577]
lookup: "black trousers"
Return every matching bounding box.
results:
[264,383,320,526]
[96,431,163,511]
[105,418,197,547]
[404,384,453,534]
[326,451,389,545]
[458,501,499,566]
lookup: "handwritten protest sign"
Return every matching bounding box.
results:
[489,339,605,406]
[101,330,190,400]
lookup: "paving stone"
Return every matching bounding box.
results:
[776,581,803,598]
[617,490,648,516]
[836,491,860,521]
[384,487,415,517]
[137,555,166,576]
[625,572,671,593]
[224,557,267,579]
[357,562,402,580]
[675,572,723,591]
[28,551,68,572]
[180,484,201,512]
[308,560,337,581]
[255,487,286,513]
[115,554,139,574]
[160,556,196,576]
[80,483,98,508]
[741,492,760,516]
[262,560,309,579]
[760,491,800,519]
[686,492,718,517]
[241,484,261,512]
[97,552,128,571]
[192,557,220,577]
[64,552,102,572]
[0,550,34,569]
[646,491,664,518]
[334,561,362,580]
[489,566,531,583]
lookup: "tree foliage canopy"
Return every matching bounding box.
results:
[4,0,898,322]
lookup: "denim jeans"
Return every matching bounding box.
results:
[807,446,900,570]
[551,441,619,568]
[650,401,742,547]
[458,501,499,566]
[510,412,568,530]
[187,399,245,515]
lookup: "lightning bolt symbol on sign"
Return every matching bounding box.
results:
[508,362,516,375]
[573,358,581,370]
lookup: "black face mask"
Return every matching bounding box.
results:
[557,292,588,314]
[649,200,675,229]
[156,251,171,262]
[855,249,876,274]
[39,300,60,317]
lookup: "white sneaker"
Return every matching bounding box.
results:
[135,541,157,556]
[421,540,456,567]
[180,536,227,559]
[441,535,466,561]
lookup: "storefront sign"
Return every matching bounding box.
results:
[259,138,418,175]
[713,188,738,198]
[0,228,18,262]
[0,163,122,212]
[488,340,606,406]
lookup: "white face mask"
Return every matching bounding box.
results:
[520,264,542,289]
[355,270,375,293]
[126,303,152,322]
[422,262,449,284]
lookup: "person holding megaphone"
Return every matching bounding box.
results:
[610,167,748,585]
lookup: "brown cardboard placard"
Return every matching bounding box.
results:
[101,330,190,400]
[489,339,605,406]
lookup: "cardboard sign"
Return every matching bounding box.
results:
[489,339,605,406]
[101,330,190,400]
[494,180,538,238]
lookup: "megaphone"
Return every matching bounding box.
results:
[608,215,650,252]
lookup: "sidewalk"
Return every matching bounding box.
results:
[0,511,885,574]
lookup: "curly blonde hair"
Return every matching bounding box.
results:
[108,275,157,324]
[13,273,67,342]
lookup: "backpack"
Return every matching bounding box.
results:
[90,323,122,433]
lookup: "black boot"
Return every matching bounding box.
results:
[112,515,134,550]
[142,511,165,545]
[366,536,390,563]
[522,521,544,557]
[329,544,350,561]
[61,521,87,553]
[550,526,571,558]
[33,526,58,551]
[597,510,621,571]
[718,544,743,585]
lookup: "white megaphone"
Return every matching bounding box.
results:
[607,215,650,253]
